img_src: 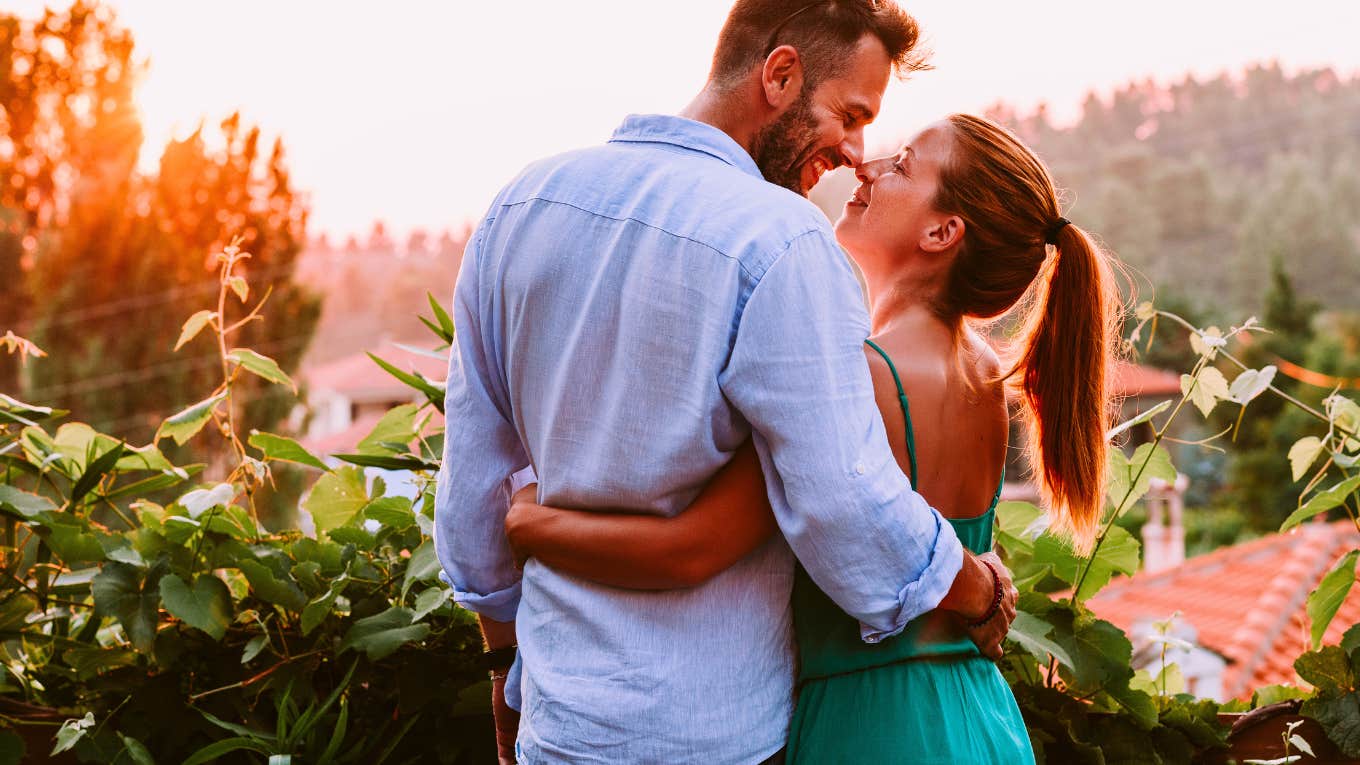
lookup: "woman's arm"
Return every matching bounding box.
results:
[504,441,775,590]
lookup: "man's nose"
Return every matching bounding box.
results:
[837,130,865,170]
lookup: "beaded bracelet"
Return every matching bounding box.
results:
[967,559,1004,629]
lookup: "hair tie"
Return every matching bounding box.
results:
[1044,217,1071,246]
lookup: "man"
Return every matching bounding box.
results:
[435,1,1017,762]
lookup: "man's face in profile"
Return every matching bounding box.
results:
[752,34,892,196]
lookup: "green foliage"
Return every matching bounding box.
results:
[995,438,1231,760]
[305,467,371,534]
[1281,475,1360,532]
[0,0,322,542]
[1296,638,1360,757]
[1308,551,1359,650]
[157,392,228,447]
[339,607,433,662]
[997,302,1360,761]
[227,348,297,393]
[0,254,490,762]
[249,430,330,472]
[159,574,233,641]
[365,353,445,413]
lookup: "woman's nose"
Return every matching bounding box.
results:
[855,156,892,184]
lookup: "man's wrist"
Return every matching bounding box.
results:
[938,552,992,621]
[484,645,518,674]
[479,614,518,649]
[966,559,1004,628]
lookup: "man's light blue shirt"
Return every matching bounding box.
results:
[434,114,963,764]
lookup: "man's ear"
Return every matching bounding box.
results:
[921,215,965,253]
[761,45,804,109]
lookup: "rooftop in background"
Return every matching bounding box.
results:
[296,342,446,455]
[1111,362,1182,398]
[296,345,1182,458]
[1086,519,1360,700]
[301,342,446,402]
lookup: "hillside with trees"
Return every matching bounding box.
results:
[0,2,318,448]
[813,63,1360,535]
[991,62,1360,314]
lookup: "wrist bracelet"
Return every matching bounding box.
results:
[967,560,1003,629]
[483,645,518,673]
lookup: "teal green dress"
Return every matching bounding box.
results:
[785,340,1035,765]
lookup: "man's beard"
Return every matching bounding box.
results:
[751,92,820,196]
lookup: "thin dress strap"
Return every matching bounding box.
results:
[863,339,918,490]
[989,464,1006,511]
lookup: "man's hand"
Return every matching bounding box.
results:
[962,552,1018,661]
[479,615,518,764]
[491,670,519,765]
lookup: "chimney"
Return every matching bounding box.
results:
[1141,473,1189,573]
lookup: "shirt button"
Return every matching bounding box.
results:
[854,463,866,475]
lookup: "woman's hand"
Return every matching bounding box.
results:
[506,482,540,569]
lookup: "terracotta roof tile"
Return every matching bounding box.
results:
[1085,520,1360,699]
[300,342,447,400]
[1111,362,1182,398]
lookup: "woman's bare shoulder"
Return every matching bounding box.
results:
[963,328,1004,379]
[862,344,901,400]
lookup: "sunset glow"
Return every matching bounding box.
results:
[8,1,1360,239]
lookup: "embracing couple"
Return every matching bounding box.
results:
[435,1,1119,762]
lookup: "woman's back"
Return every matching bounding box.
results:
[785,314,1033,764]
[864,314,1009,522]
[792,310,1009,680]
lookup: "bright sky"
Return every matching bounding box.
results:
[14,1,1360,239]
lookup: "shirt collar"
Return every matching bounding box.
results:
[609,114,763,180]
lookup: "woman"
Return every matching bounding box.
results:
[504,114,1121,763]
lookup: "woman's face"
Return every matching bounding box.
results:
[834,121,955,274]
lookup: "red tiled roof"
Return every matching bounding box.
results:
[299,342,447,400]
[300,411,385,455]
[1086,520,1360,699]
[1112,361,1182,398]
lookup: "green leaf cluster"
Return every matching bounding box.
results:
[0,300,489,762]
[1296,628,1360,757]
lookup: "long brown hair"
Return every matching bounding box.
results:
[932,113,1122,549]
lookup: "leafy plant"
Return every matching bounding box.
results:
[996,301,1360,762]
[1292,625,1360,758]
[0,243,491,762]
[5,239,1359,762]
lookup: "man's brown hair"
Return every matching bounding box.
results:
[709,0,929,89]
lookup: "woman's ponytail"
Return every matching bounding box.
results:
[1009,224,1119,550]
[936,114,1123,551]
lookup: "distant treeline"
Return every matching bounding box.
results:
[989,62,1360,314]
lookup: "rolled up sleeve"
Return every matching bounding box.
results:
[433,224,529,623]
[719,231,963,642]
